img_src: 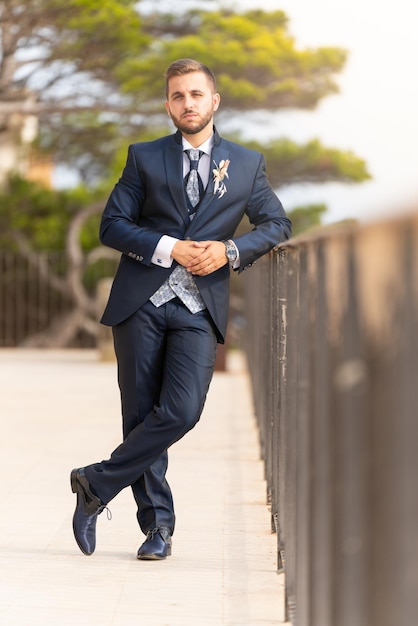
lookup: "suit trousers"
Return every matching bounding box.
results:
[84,298,218,534]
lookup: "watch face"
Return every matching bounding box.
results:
[226,244,237,261]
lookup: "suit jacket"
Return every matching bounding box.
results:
[99,127,291,342]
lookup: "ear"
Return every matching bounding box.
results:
[213,93,220,112]
[165,101,171,117]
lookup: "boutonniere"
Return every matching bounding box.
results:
[212,159,230,198]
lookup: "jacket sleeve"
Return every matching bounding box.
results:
[233,153,292,272]
[99,145,162,266]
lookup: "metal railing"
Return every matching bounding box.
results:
[0,252,66,346]
[243,212,418,626]
[0,252,114,347]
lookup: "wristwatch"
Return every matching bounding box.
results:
[223,239,238,265]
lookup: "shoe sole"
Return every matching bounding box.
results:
[137,546,172,560]
[137,554,170,560]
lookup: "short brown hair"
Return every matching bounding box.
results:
[165,59,217,96]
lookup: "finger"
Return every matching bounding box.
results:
[189,260,212,275]
[187,254,209,268]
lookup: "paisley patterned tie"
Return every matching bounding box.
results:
[184,149,203,215]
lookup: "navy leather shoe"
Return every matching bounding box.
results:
[70,468,106,556]
[137,526,172,560]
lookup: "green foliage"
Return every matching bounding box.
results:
[2,2,350,180]
[286,204,328,237]
[22,0,147,84]
[121,9,347,111]
[1,1,371,246]
[39,111,123,184]
[0,177,101,252]
[1,0,149,182]
[237,137,371,188]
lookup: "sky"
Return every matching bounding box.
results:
[234,0,418,224]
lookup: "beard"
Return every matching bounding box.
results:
[169,108,214,135]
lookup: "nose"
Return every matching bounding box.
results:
[183,94,194,109]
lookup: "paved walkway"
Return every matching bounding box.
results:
[0,349,289,626]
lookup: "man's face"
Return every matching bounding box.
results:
[165,71,220,137]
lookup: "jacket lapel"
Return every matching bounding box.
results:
[190,144,231,223]
[164,137,190,226]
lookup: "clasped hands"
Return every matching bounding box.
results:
[171,240,228,276]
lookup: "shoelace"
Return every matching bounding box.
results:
[98,504,112,521]
[147,527,164,540]
[147,528,159,540]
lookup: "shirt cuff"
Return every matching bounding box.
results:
[151,235,179,268]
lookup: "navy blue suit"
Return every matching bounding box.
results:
[84,128,291,533]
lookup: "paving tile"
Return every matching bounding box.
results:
[0,349,288,626]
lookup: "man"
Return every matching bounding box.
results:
[71,59,291,559]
